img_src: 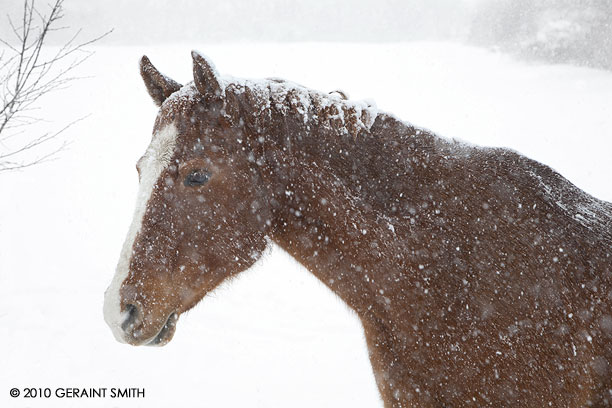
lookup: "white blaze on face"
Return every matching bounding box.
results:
[103,123,178,342]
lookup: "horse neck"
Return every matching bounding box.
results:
[246,91,432,316]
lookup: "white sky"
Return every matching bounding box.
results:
[1,0,482,44]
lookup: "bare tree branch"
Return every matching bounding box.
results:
[0,0,112,172]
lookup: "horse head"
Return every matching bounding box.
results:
[103,52,271,346]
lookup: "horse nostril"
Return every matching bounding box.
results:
[120,304,138,332]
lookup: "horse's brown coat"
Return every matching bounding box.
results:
[109,53,612,407]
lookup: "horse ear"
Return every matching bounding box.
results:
[191,51,224,99]
[140,55,182,106]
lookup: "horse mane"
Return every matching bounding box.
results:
[223,76,380,140]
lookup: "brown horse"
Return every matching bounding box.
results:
[104,52,612,407]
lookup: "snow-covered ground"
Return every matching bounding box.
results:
[1,43,611,408]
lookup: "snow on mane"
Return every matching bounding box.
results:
[223,76,379,136]
[162,73,381,143]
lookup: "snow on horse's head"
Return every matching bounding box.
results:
[103,52,273,345]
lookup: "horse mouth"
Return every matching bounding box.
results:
[146,312,178,346]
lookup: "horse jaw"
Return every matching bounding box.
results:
[103,122,178,344]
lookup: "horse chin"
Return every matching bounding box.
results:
[144,312,179,347]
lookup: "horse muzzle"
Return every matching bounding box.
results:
[107,301,179,346]
[121,304,178,346]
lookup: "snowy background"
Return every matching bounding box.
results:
[1,1,612,407]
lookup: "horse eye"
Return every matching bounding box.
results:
[184,169,211,187]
